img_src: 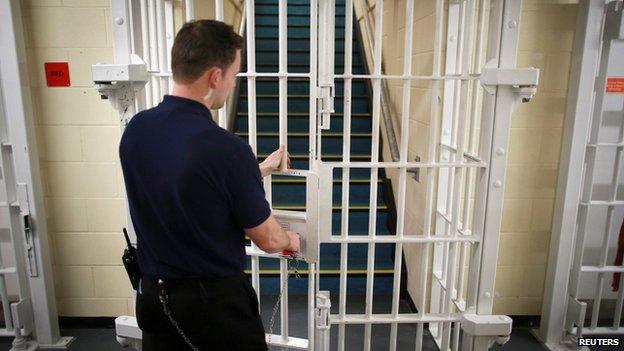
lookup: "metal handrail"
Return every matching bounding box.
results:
[354,0,401,163]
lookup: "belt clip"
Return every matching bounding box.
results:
[157,279,168,303]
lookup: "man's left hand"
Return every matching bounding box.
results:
[260,145,291,177]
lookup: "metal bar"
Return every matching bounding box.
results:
[308,262,316,350]
[155,0,168,97]
[330,314,461,324]
[307,2,318,348]
[364,1,383,348]
[215,0,224,20]
[580,265,624,273]
[184,0,194,21]
[389,1,414,349]
[280,259,289,342]
[216,0,227,127]
[309,0,318,169]
[163,0,174,94]
[278,0,288,170]
[615,277,624,330]
[139,0,153,108]
[151,72,484,80]
[244,0,260,296]
[443,2,475,347]
[338,0,354,349]
[430,1,461,341]
[321,161,486,169]
[148,0,161,104]
[335,73,479,80]
[471,0,523,326]
[326,235,479,244]
[417,0,444,348]
[0,273,13,331]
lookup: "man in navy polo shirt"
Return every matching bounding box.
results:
[119,20,300,350]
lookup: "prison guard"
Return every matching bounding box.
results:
[119,94,271,279]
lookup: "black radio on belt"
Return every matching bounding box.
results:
[122,228,142,291]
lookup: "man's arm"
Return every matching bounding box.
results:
[245,214,300,254]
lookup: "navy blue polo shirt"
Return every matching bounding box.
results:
[119,95,271,278]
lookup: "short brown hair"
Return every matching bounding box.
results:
[171,20,244,84]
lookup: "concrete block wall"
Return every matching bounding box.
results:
[21,0,242,317]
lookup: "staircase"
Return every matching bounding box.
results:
[236,0,395,295]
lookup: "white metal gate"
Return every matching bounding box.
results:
[96,0,539,350]
[539,1,624,349]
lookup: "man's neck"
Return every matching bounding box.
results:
[171,83,214,110]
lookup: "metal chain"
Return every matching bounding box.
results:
[268,258,301,343]
[159,296,200,351]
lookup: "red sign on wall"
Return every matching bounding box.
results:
[44,62,70,87]
[606,77,624,93]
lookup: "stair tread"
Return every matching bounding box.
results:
[237,132,371,137]
[238,112,371,116]
[272,178,382,184]
[240,94,368,99]
[257,153,371,159]
[243,269,395,274]
[273,204,387,211]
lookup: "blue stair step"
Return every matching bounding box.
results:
[255,5,346,16]
[254,51,363,67]
[252,275,394,295]
[255,14,347,27]
[235,112,372,134]
[236,132,372,155]
[256,26,348,39]
[270,180,384,206]
[238,96,369,113]
[254,38,354,52]
[254,0,346,6]
[240,80,369,96]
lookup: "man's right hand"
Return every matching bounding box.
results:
[286,231,301,253]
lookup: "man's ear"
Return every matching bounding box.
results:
[205,67,222,89]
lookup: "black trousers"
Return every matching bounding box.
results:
[136,274,268,351]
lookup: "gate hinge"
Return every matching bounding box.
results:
[314,291,331,351]
[16,183,30,215]
[479,60,540,102]
[317,86,335,130]
[11,297,34,336]
[564,296,587,344]
[461,313,513,348]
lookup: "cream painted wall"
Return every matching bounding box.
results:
[22,0,241,317]
[358,0,578,316]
